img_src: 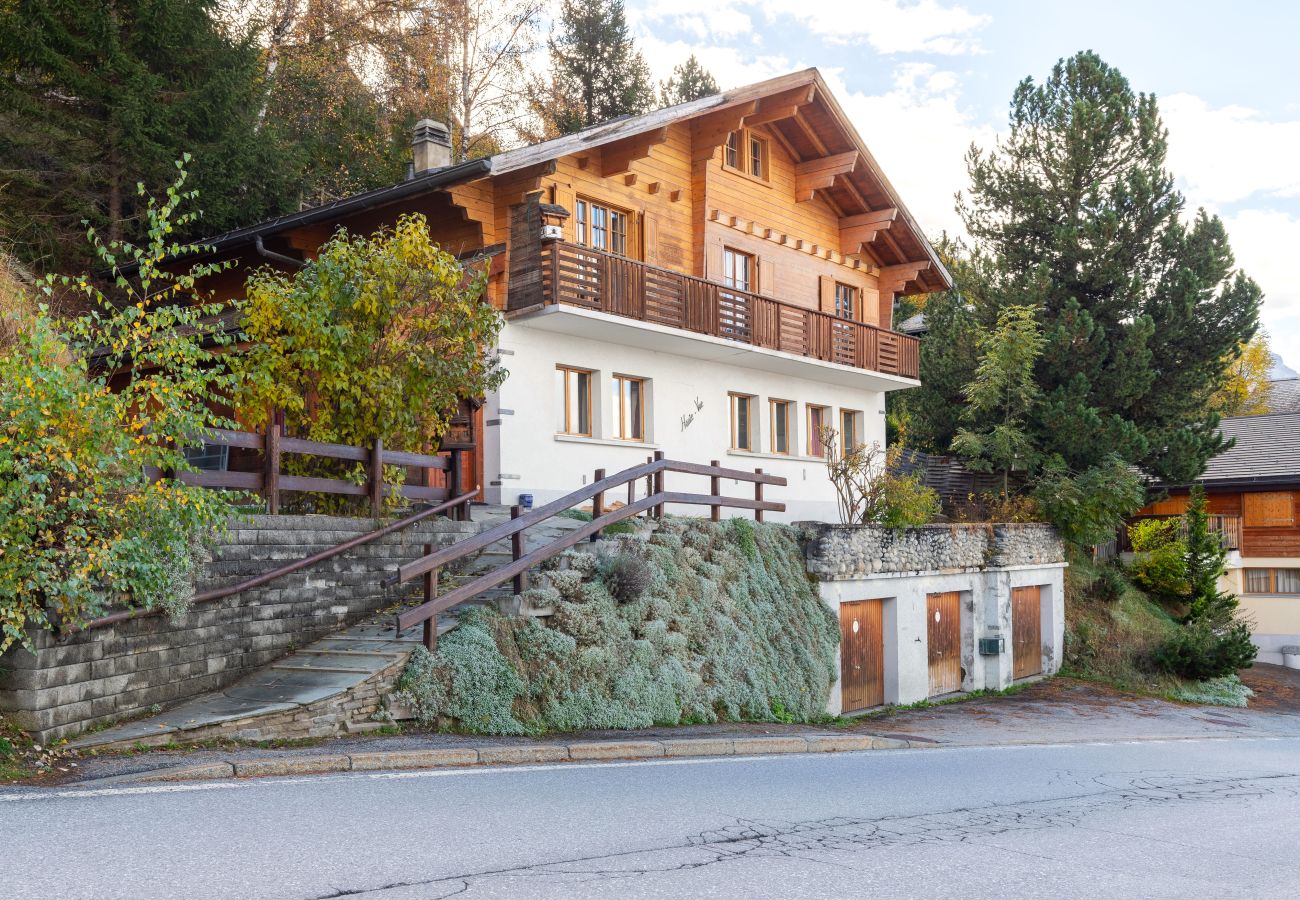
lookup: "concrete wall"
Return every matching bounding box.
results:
[0,515,477,744]
[1221,555,1300,665]
[487,315,906,522]
[804,522,1067,714]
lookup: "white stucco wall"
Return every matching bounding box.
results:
[1222,555,1300,664]
[820,563,1067,714]
[486,314,903,523]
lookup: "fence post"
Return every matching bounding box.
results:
[449,450,463,520]
[422,544,437,651]
[644,455,653,512]
[653,450,665,518]
[710,460,721,522]
[263,416,281,515]
[511,505,528,595]
[369,437,385,518]
[754,468,764,523]
[591,468,605,542]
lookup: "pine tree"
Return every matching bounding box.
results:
[958,51,1261,485]
[543,0,654,134]
[659,55,719,106]
[0,0,293,270]
[1182,485,1237,625]
[950,305,1045,498]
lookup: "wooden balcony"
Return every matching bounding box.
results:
[1120,515,1243,552]
[538,241,920,380]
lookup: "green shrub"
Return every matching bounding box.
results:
[1153,620,1257,680]
[1032,456,1145,547]
[1128,539,1189,604]
[1127,517,1181,552]
[600,552,651,603]
[393,518,839,734]
[1091,564,1128,604]
[1168,674,1253,708]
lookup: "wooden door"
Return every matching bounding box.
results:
[839,600,885,712]
[1012,586,1043,679]
[926,592,961,697]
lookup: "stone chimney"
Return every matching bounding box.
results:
[412,119,452,174]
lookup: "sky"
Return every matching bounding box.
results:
[621,0,1300,374]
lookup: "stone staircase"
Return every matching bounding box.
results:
[69,506,591,750]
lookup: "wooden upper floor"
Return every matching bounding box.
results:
[1137,488,1300,559]
[177,69,949,380]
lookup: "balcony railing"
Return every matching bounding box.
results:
[1120,514,1243,552]
[538,241,920,379]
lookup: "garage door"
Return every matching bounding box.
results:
[926,591,961,697]
[1012,586,1043,679]
[839,599,885,712]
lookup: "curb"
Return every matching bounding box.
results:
[127,733,924,784]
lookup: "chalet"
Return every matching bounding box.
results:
[187,69,951,522]
[1133,413,1300,664]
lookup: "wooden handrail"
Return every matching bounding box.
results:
[387,457,787,641]
[69,488,481,634]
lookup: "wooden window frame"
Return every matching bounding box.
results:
[730,392,756,452]
[807,404,829,457]
[840,408,863,454]
[722,246,755,292]
[557,365,593,437]
[722,128,771,184]
[611,373,647,442]
[1244,568,1300,595]
[834,282,857,321]
[574,197,632,258]
[769,398,793,455]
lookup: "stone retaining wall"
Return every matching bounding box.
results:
[0,515,477,744]
[802,522,1064,580]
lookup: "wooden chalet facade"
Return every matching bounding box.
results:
[1133,413,1300,663]
[187,69,951,521]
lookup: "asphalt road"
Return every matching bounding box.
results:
[4,737,1300,899]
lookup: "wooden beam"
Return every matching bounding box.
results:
[692,102,757,152]
[623,173,638,187]
[839,207,898,255]
[745,104,800,127]
[795,151,859,202]
[646,181,661,194]
[878,261,931,296]
[601,127,668,177]
[747,85,817,125]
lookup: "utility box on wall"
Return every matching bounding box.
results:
[979,635,1005,656]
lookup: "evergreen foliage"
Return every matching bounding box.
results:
[1182,485,1238,624]
[393,519,839,734]
[541,0,654,135]
[0,0,292,270]
[660,55,720,106]
[951,51,1261,486]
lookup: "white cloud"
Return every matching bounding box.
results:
[635,0,990,56]
[1219,208,1300,367]
[635,35,796,89]
[1163,93,1300,208]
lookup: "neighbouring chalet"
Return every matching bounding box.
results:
[187,69,951,522]
[1132,413,1300,663]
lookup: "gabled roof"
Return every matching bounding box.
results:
[1200,413,1300,487]
[1270,378,1300,414]
[151,69,950,293]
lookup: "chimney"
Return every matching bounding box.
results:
[412,119,452,174]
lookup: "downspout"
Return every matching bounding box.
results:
[255,234,305,269]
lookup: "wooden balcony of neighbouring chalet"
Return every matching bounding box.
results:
[519,241,920,387]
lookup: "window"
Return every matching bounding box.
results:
[574,198,629,256]
[1244,568,1300,595]
[612,374,645,441]
[557,366,592,436]
[730,393,755,451]
[1243,491,1295,528]
[840,409,862,453]
[770,399,792,455]
[807,405,829,457]
[834,282,857,320]
[722,247,754,292]
[723,129,768,181]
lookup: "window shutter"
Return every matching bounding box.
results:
[759,259,775,296]
[1244,492,1295,527]
[706,242,723,280]
[552,185,576,238]
[641,213,655,265]
[818,276,836,314]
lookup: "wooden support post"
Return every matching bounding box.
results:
[511,505,528,595]
[422,544,437,651]
[645,455,654,513]
[653,451,665,518]
[263,416,281,515]
[627,476,636,510]
[754,468,764,523]
[449,450,463,520]
[369,437,385,518]
[710,460,721,522]
[591,468,605,542]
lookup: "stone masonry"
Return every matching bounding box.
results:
[0,515,477,744]
[802,522,1064,580]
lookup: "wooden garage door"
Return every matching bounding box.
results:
[839,600,885,713]
[1012,586,1043,679]
[926,592,961,697]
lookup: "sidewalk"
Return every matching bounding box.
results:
[14,666,1300,789]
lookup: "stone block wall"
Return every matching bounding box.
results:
[0,515,477,744]
[802,522,1064,580]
